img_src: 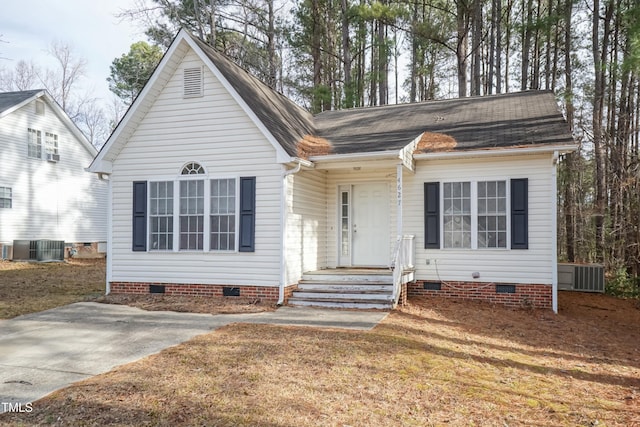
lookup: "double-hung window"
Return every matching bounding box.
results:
[149,181,174,250]
[45,132,59,156]
[179,179,204,250]
[477,181,507,248]
[210,178,236,251]
[144,163,244,252]
[441,180,508,249]
[442,182,471,248]
[0,187,11,208]
[28,128,42,159]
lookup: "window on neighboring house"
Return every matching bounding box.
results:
[45,133,59,156]
[28,128,42,159]
[210,178,236,250]
[0,187,11,208]
[149,181,174,250]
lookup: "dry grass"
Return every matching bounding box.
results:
[0,259,105,319]
[96,294,276,314]
[2,292,639,426]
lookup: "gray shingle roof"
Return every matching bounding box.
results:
[190,34,315,157]
[0,89,43,115]
[189,34,574,159]
[314,91,574,154]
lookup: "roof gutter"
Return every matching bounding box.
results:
[413,144,578,160]
[309,150,400,163]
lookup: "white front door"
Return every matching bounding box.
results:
[351,183,389,266]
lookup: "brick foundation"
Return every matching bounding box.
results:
[408,281,552,309]
[109,282,295,303]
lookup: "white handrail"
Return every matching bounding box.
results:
[391,235,415,307]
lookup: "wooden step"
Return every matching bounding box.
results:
[287,297,393,310]
[289,270,394,310]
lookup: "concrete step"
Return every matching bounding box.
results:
[288,297,393,310]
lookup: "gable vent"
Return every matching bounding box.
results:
[184,66,204,98]
[35,100,45,115]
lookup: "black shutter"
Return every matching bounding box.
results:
[511,178,528,249]
[424,182,440,249]
[132,181,147,252]
[239,177,256,252]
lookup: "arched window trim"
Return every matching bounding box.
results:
[180,162,206,176]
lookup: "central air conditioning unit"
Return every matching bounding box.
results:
[12,240,65,261]
[558,263,605,293]
[46,153,60,162]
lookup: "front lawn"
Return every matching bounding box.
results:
[1,292,638,426]
[0,259,105,319]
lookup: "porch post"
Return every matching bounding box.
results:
[396,163,403,238]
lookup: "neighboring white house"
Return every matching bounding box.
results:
[89,30,576,312]
[0,90,108,259]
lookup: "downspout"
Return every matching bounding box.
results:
[278,161,303,305]
[551,151,559,313]
[106,176,113,295]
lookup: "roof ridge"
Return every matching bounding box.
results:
[314,89,555,116]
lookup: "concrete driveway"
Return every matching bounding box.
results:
[0,302,387,412]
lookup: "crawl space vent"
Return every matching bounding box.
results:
[496,284,516,294]
[423,282,442,291]
[223,287,241,297]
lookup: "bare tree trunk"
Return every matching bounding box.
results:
[496,0,502,93]
[378,16,388,105]
[341,0,353,107]
[592,0,614,263]
[521,0,534,90]
[266,0,277,89]
[209,0,216,46]
[563,0,575,262]
[457,0,470,97]
[470,0,483,96]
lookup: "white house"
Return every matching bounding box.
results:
[0,90,108,259]
[89,30,576,312]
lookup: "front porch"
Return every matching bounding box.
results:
[288,236,416,310]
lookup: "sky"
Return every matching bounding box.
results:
[0,0,148,104]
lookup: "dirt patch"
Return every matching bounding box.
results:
[96,294,276,314]
[1,291,638,426]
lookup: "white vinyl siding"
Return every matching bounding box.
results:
[284,169,328,284]
[109,48,282,287]
[404,154,555,285]
[0,98,108,245]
